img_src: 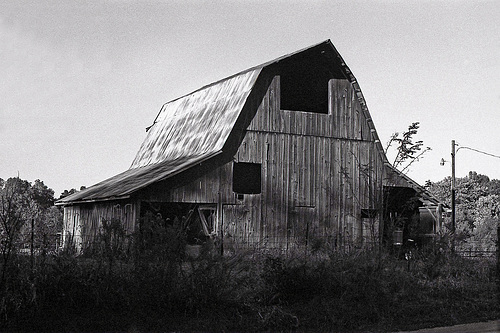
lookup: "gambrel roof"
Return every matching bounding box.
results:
[131,69,261,168]
[56,40,386,205]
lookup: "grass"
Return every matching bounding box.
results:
[1,246,498,332]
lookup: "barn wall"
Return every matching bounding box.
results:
[62,200,138,251]
[62,205,81,250]
[222,76,384,250]
[148,76,384,251]
[246,76,372,141]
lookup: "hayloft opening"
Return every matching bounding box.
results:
[279,71,330,114]
[232,162,261,194]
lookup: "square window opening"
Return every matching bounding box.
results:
[233,162,261,194]
[280,73,330,114]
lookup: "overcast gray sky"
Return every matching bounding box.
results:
[1,0,499,197]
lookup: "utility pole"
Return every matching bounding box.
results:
[451,140,456,253]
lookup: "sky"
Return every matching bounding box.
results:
[1,0,499,198]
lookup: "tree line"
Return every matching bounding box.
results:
[0,178,88,287]
[426,171,500,252]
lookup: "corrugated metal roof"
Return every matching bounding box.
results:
[57,152,220,204]
[57,68,261,205]
[131,69,261,168]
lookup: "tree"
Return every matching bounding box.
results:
[427,172,499,251]
[385,122,431,173]
[383,122,432,249]
[0,177,62,286]
[32,179,55,209]
[59,186,85,200]
[0,178,34,285]
[59,188,77,200]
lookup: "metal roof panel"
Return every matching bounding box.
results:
[56,152,220,205]
[130,69,261,168]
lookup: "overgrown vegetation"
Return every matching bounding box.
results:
[0,177,62,313]
[427,172,500,253]
[2,234,498,332]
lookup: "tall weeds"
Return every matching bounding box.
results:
[1,229,498,332]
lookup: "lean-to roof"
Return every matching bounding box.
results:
[57,152,221,204]
[384,164,444,206]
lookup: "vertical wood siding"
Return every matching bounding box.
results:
[62,206,81,249]
[224,76,384,250]
[134,75,384,251]
[62,200,138,251]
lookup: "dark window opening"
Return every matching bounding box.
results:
[280,71,330,114]
[233,162,261,194]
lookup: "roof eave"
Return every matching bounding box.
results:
[56,151,223,206]
[55,194,131,206]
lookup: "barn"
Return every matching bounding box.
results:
[56,40,443,253]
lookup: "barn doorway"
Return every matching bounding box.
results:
[140,202,217,246]
[383,186,421,250]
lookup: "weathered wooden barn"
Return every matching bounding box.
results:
[56,40,442,252]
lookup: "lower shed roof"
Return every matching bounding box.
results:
[56,152,220,205]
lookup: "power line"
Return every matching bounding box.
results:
[456,145,500,159]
